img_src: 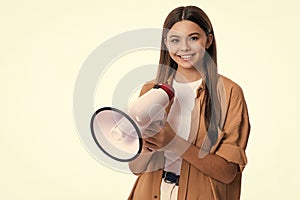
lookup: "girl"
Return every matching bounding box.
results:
[128,6,250,200]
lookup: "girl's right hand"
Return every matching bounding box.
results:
[142,120,164,152]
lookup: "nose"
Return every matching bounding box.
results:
[180,40,191,52]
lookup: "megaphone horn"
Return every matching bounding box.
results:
[90,83,174,162]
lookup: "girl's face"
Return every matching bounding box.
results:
[165,20,213,71]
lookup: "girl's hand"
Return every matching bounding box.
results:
[143,121,176,151]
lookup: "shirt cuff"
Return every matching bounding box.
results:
[215,143,247,172]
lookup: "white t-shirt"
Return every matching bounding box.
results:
[164,78,202,175]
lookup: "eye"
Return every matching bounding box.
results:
[189,36,199,41]
[170,38,180,43]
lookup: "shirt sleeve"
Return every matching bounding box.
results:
[214,84,251,172]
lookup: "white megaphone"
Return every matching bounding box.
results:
[90,83,174,162]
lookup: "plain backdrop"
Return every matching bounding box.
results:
[1,0,299,199]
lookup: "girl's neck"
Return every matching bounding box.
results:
[175,66,203,83]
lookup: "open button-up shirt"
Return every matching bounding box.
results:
[128,75,251,200]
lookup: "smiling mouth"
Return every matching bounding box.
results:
[178,54,195,61]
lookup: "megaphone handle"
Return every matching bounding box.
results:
[142,119,166,152]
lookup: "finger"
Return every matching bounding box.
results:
[144,141,158,150]
[143,128,164,139]
[141,145,153,153]
[146,120,164,132]
[144,136,159,145]
[143,129,157,138]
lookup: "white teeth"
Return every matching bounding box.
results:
[180,55,193,60]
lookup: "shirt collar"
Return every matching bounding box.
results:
[196,79,206,98]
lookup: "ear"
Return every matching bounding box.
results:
[206,34,213,49]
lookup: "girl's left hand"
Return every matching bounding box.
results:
[143,121,176,151]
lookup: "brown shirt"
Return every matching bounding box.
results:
[128,75,250,200]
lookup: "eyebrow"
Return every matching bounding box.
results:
[168,32,200,38]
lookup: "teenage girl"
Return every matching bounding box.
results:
[128,6,250,200]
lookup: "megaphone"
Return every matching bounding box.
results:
[90,84,174,162]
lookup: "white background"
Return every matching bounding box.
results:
[1,0,299,199]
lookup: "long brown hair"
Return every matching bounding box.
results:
[156,6,221,151]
